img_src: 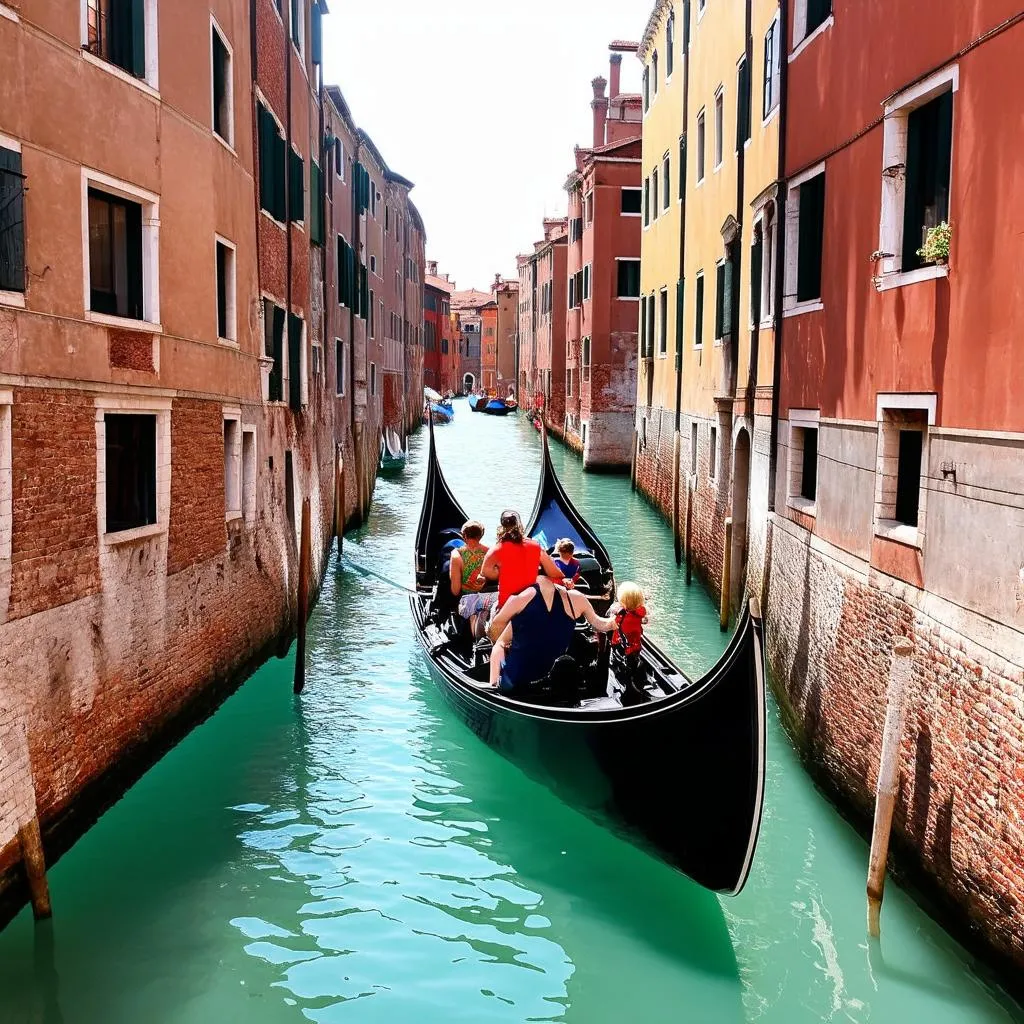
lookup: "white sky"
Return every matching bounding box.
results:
[322,1,645,292]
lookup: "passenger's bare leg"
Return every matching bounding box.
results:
[488,625,512,687]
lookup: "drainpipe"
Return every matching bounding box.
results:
[349,143,363,522]
[767,0,789,515]
[284,0,293,401]
[249,0,262,345]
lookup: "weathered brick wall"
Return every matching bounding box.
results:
[8,390,100,620]
[167,400,229,576]
[766,516,1024,968]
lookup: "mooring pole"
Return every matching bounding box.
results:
[672,431,682,566]
[867,638,914,937]
[684,479,693,585]
[630,429,638,491]
[18,815,51,920]
[334,451,344,554]
[720,516,733,631]
[294,496,312,695]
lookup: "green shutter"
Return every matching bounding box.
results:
[290,0,300,47]
[288,313,303,409]
[675,279,684,371]
[258,105,271,213]
[737,58,751,150]
[289,149,304,223]
[130,0,145,77]
[722,256,735,338]
[751,234,763,325]
[797,174,825,301]
[311,2,322,64]
[310,162,323,245]
[273,129,287,222]
[269,305,285,401]
[0,148,25,292]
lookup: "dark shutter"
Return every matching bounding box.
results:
[212,29,226,138]
[679,134,686,199]
[257,105,271,213]
[273,129,287,221]
[801,429,818,501]
[639,294,646,355]
[797,173,825,302]
[289,149,304,223]
[290,0,300,47]
[0,148,25,293]
[288,313,303,410]
[674,279,684,370]
[751,232,763,325]
[124,198,143,320]
[695,274,704,347]
[216,243,227,337]
[130,0,146,77]
[310,162,323,245]
[269,305,285,401]
[715,262,725,338]
[895,430,923,526]
[311,1,322,64]
[736,57,751,150]
[682,0,691,51]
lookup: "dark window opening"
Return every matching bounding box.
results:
[709,426,717,479]
[751,229,763,326]
[86,0,146,78]
[212,26,230,143]
[902,90,953,271]
[88,187,143,320]
[806,0,832,37]
[335,337,344,395]
[690,422,698,475]
[105,413,156,533]
[695,274,705,347]
[797,172,825,302]
[215,240,229,338]
[800,428,818,501]
[288,313,303,410]
[895,429,923,526]
[737,57,751,150]
[621,189,642,215]
[715,262,726,339]
[0,147,25,293]
[264,299,285,402]
[659,289,668,354]
[284,450,295,530]
[617,259,640,298]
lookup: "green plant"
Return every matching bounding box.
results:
[917,221,951,264]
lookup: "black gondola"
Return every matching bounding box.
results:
[410,421,767,895]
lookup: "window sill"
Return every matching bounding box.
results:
[758,315,775,330]
[0,289,26,308]
[87,311,162,332]
[789,15,834,62]
[874,264,948,292]
[0,4,18,23]
[783,300,824,319]
[713,161,723,173]
[762,104,780,129]
[226,510,243,523]
[875,519,921,550]
[213,132,237,157]
[218,337,239,348]
[260,208,288,231]
[81,49,159,100]
[103,522,165,546]
[787,496,817,517]
[621,212,642,218]
[617,296,640,301]
[695,177,705,188]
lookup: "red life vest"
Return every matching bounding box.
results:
[612,606,646,657]
[497,539,542,607]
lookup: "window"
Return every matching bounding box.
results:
[289,147,304,224]
[763,15,781,118]
[584,193,593,225]
[569,275,575,309]
[794,0,832,49]
[369,289,375,337]
[874,400,932,543]
[85,0,150,80]
[709,426,718,480]
[642,67,650,112]
[287,313,304,410]
[646,294,655,356]
[617,259,640,298]
[690,421,698,475]
[714,260,726,340]
[643,177,650,226]
[652,51,659,95]
[223,416,241,519]
[370,255,377,274]
[659,289,668,356]
[583,264,591,302]
[310,161,323,245]
[0,144,25,295]
[895,430,923,526]
[290,0,304,56]
[662,154,671,211]
[694,272,704,347]
[652,168,659,221]
[753,202,777,323]
[566,367,573,397]
[334,137,344,180]
[264,298,285,401]
[257,102,286,222]
[284,450,295,532]
[335,337,345,395]
[582,337,591,383]
[370,362,377,398]
[787,416,819,511]
[621,188,642,215]
[104,413,156,534]
[696,109,706,182]
[666,11,674,78]
[87,186,143,321]
[211,19,233,147]
[784,166,826,308]
[714,88,724,169]
[215,237,236,342]
[241,427,256,521]
[736,57,751,149]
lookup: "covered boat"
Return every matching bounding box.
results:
[468,393,516,416]
[410,422,767,895]
[380,429,407,474]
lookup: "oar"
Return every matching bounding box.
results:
[341,555,421,595]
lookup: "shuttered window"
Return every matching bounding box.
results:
[646,294,656,356]
[0,147,25,293]
[311,1,322,64]
[288,313,303,410]
[902,90,952,271]
[674,279,684,367]
[763,18,780,118]
[212,25,232,145]
[264,300,285,402]
[289,148,304,223]
[666,12,674,77]
[659,290,668,355]
[88,187,143,320]
[736,57,751,150]
[310,161,323,245]
[715,262,726,339]
[797,172,825,302]
[750,231,763,325]
[87,0,146,78]
[639,296,646,354]
[258,103,287,222]
[695,273,705,347]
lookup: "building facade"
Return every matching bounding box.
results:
[423,262,453,392]
[480,300,498,391]
[452,288,490,393]
[0,0,424,926]
[492,275,519,395]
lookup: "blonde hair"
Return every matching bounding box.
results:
[555,538,576,556]
[617,581,645,611]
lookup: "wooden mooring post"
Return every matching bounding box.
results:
[719,517,733,631]
[18,815,51,920]
[867,638,914,938]
[684,479,693,585]
[672,431,682,566]
[333,452,344,555]
[293,496,312,695]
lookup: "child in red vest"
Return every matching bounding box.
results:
[610,582,648,701]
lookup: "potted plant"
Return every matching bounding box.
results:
[917,221,951,266]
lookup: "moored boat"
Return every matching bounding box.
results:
[410,422,767,895]
[379,429,407,473]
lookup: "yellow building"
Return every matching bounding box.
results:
[636,0,781,611]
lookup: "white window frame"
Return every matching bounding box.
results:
[94,396,171,546]
[241,425,257,522]
[752,198,777,328]
[697,0,707,19]
[369,361,377,398]
[82,167,161,330]
[782,161,825,317]
[786,408,820,516]
[582,336,591,383]
[662,152,671,211]
[790,0,834,61]
[223,409,242,522]
[709,424,718,481]
[875,65,958,291]
[291,0,306,59]
[873,394,935,550]
[210,15,234,151]
[694,270,705,348]
[658,286,669,357]
[763,13,781,125]
[696,108,706,185]
[621,186,642,217]
[80,0,160,95]
[713,86,724,171]
[614,257,641,301]
[335,337,346,396]
[0,133,25,310]
[214,234,237,344]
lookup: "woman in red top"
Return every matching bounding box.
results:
[478,510,564,608]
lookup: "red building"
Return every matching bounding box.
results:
[424,261,454,393]
[563,46,641,468]
[766,0,1024,972]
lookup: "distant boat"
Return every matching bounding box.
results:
[422,402,453,425]
[468,393,516,416]
[380,429,407,474]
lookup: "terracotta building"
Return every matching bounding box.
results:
[762,0,1024,974]
[480,299,498,391]
[563,45,642,469]
[423,261,454,392]
[452,288,490,393]
[0,0,424,925]
[491,275,519,395]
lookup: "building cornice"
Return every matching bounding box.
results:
[639,0,673,62]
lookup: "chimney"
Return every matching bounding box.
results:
[609,52,622,99]
[426,259,438,276]
[591,76,608,149]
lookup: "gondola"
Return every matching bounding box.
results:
[379,429,407,474]
[410,420,767,895]
[468,393,516,416]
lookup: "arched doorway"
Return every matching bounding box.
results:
[731,427,751,615]
[463,372,475,394]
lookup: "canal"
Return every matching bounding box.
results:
[0,402,1019,1023]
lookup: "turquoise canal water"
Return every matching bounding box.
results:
[0,401,1019,1023]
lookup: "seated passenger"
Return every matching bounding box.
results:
[449,520,496,639]
[478,510,564,609]
[552,538,581,590]
[609,581,648,696]
[486,577,616,692]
